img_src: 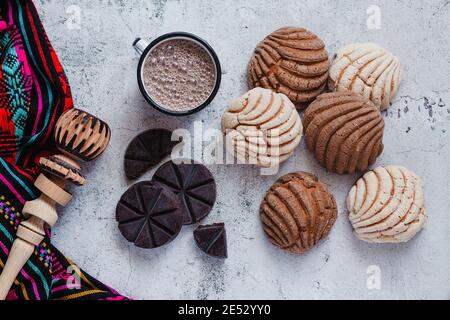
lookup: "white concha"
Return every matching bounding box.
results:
[329,43,402,111]
[221,87,303,167]
[346,165,427,243]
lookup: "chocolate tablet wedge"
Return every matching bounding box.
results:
[124,129,181,179]
[116,181,183,249]
[152,160,217,225]
[194,223,227,259]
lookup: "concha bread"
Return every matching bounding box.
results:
[304,91,385,174]
[221,87,302,167]
[260,172,337,254]
[347,166,427,243]
[329,43,402,111]
[248,27,330,107]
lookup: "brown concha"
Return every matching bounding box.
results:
[248,27,330,108]
[304,92,385,175]
[55,109,111,162]
[260,172,337,254]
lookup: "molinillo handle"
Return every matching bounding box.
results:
[133,37,150,55]
[0,109,111,300]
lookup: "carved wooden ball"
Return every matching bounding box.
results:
[55,109,111,162]
[260,172,337,254]
[248,27,330,107]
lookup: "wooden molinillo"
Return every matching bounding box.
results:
[0,109,110,300]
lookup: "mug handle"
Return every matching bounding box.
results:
[133,38,150,55]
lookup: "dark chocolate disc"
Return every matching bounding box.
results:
[194,223,227,258]
[116,181,183,249]
[152,160,216,225]
[124,129,181,180]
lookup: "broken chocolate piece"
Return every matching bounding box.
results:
[124,129,181,179]
[194,223,227,258]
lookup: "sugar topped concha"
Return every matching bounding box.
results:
[347,166,427,243]
[221,87,302,167]
[248,27,330,107]
[329,43,402,111]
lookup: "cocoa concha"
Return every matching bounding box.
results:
[260,172,337,254]
[248,27,330,108]
[304,92,385,174]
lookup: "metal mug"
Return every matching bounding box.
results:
[133,32,222,116]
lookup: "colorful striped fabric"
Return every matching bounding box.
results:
[0,0,127,300]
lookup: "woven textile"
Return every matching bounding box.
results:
[0,0,127,300]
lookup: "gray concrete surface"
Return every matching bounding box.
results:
[36,0,449,299]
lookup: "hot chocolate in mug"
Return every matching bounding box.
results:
[133,32,222,116]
